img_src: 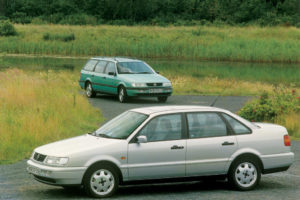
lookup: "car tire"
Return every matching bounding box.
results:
[118,86,127,103]
[157,96,168,103]
[83,164,119,198]
[228,157,261,191]
[85,82,96,98]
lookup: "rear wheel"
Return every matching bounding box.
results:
[228,158,261,191]
[85,82,96,98]
[157,96,168,103]
[83,164,119,198]
[118,86,127,103]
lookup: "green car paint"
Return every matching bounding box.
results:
[79,57,172,102]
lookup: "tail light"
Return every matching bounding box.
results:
[284,135,291,146]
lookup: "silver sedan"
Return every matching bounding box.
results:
[27,106,294,198]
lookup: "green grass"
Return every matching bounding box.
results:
[149,60,300,87]
[0,69,104,164]
[1,25,300,63]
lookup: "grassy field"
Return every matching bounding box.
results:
[0,69,103,164]
[1,25,300,63]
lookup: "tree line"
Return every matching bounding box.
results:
[0,0,299,26]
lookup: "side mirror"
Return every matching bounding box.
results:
[156,71,160,74]
[137,135,147,143]
[108,72,116,76]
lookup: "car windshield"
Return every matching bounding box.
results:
[117,62,154,74]
[94,111,148,139]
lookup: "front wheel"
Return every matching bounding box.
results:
[157,96,168,103]
[228,158,261,191]
[83,164,119,198]
[118,86,127,103]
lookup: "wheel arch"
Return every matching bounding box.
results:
[227,152,264,174]
[84,79,92,89]
[82,160,124,184]
[117,83,126,92]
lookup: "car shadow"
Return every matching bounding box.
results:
[116,180,230,196]
[36,179,288,199]
[42,180,229,199]
[95,94,167,104]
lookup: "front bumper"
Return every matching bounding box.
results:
[27,160,87,186]
[126,87,172,97]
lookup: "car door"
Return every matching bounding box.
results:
[186,112,238,176]
[102,62,118,94]
[127,113,186,180]
[92,60,108,92]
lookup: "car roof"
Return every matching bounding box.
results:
[91,57,141,63]
[130,105,227,115]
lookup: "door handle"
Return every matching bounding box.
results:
[222,141,235,146]
[102,77,106,79]
[91,75,94,77]
[171,145,184,150]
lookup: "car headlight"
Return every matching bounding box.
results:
[44,156,69,166]
[132,83,147,87]
[163,82,172,87]
[31,151,35,159]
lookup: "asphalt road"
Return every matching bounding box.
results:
[1,95,300,200]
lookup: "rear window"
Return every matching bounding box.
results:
[222,113,251,135]
[105,62,116,74]
[83,60,98,71]
[94,61,107,73]
[187,112,228,138]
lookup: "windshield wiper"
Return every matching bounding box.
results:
[98,134,114,138]
[98,133,125,139]
[120,72,134,74]
[136,72,152,74]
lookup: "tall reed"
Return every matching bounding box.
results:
[0,69,103,164]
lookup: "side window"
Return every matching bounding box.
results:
[94,61,107,73]
[105,62,116,74]
[222,114,251,135]
[187,112,227,138]
[138,114,182,142]
[83,60,98,71]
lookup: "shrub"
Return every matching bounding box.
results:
[0,20,17,36]
[59,14,97,25]
[43,32,75,42]
[239,87,300,122]
[11,12,31,24]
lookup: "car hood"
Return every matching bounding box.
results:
[34,134,122,157]
[118,74,170,83]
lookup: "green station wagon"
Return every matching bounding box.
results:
[79,57,172,103]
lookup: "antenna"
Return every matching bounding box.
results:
[210,96,219,107]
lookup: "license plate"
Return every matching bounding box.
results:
[149,89,163,93]
[28,166,41,175]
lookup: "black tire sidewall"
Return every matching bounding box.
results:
[118,86,127,103]
[86,82,95,98]
[83,164,119,198]
[228,158,261,191]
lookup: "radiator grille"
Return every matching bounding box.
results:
[146,83,162,86]
[33,152,46,162]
